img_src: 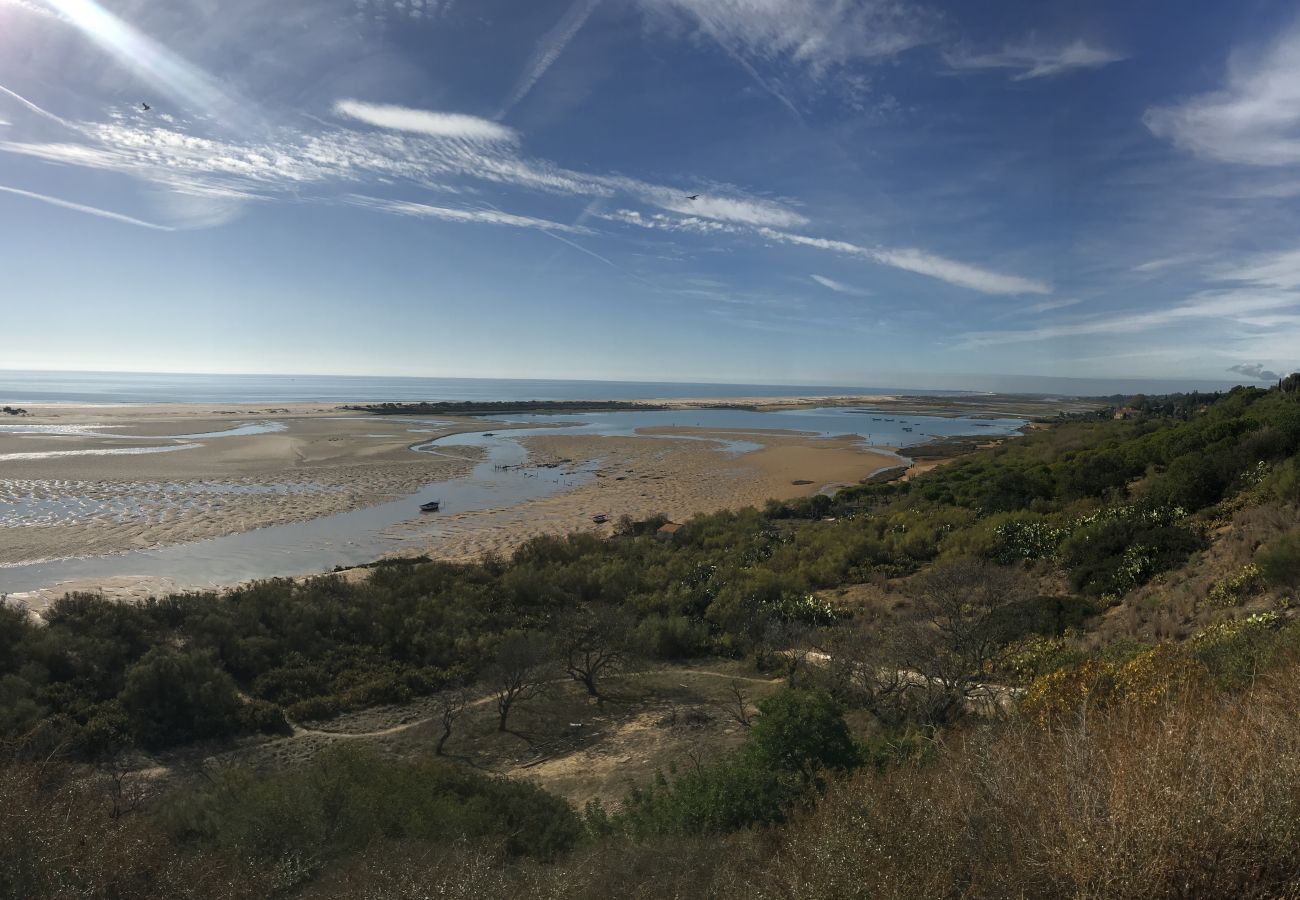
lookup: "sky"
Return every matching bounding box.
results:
[0,0,1298,390]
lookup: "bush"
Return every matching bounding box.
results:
[163,747,582,884]
[118,647,245,750]
[1256,528,1300,589]
[611,689,859,836]
[1205,563,1266,608]
[632,615,710,659]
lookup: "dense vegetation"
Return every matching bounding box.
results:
[3,377,1300,897]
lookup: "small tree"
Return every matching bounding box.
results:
[554,605,634,701]
[434,688,469,756]
[489,631,550,733]
[891,558,1033,723]
[118,646,244,749]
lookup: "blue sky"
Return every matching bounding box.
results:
[0,0,1297,390]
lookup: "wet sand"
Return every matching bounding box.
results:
[1,400,906,605]
[407,431,900,562]
[0,404,485,567]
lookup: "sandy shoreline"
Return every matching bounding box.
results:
[0,397,980,607]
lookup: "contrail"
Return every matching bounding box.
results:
[0,83,77,130]
[497,0,602,118]
[0,183,174,230]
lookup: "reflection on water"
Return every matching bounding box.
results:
[0,420,286,440]
[0,443,203,461]
[492,407,1024,449]
[0,432,592,594]
[0,409,1024,596]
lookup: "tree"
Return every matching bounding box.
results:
[889,558,1033,724]
[747,689,859,781]
[118,646,243,749]
[433,687,469,756]
[554,605,633,701]
[488,631,550,733]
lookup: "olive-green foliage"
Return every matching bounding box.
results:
[608,689,859,836]
[1257,527,1300,589]
[1057,504,1205,597]
[3,380,1297,758]
[163,747,581,882]
[119,646,246,750]
[1190,614,1292,690]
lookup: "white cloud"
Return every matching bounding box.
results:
[498,0,602,116]
[963,290,1300,346]
[334,99,517,142]
[646,189,808,227]
[0,98,809,233]
[945,38,1124,80]
[345,195,583,231]
[1025,297,1082,313]
[810,274,870,296]
[0,82,75,130]
[606,209,1048,295]
[1133,254,1197,273]
[640,0,935,74]
[870,245,1050,295]
[0,183,174,230]
[1144,23,1300,165]
[758,228,1051,295]
[1217,245,1300,289]
[0,0,67,22]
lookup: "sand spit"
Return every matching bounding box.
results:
[0,395,1034,604]
[0,406,485,567]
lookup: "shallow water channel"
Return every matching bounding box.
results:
[0,408,1023,596]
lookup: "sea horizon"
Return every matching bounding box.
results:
[0,369,1251,406]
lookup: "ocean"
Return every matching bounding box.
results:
[0,370,949,405]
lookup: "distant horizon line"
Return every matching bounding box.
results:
[0,366,1259,394]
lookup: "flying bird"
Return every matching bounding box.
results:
[140,102,151,111]
[685,194,699,201]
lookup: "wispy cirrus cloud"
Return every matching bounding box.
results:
[345,194,584,232]
[1133,254,1198,273]
[962,290,1300,346]
[810,274,870,296]
[601,208,1049,295]
[1025,297,1082,314]
[757,228,1051,295]
[0,183,174,230]
[944,38,1124,80]
[1216,245,1300,289]
[1144,22,1300,165]
[498,0,603,117]
[640,0,935,75]
[0,97,806,230]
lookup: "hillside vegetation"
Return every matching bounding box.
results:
[3,376,1300,898]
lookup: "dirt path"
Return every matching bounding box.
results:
[286,667,782,741]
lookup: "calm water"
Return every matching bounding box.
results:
[0,370,957,404]
[0,407,1023,596]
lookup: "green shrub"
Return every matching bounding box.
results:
[1190,614,1288,689]
[162,747,582,883]
[1205,564,1266,608]
[611,689,859,836]
[118,647,244,750]
[1257,528,1300,590]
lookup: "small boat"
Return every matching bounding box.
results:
[420,500,441,512]
[591,513,610,524]
[483,432,495,436]
[902,427,913,432]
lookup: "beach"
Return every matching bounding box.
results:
[0,398,1004,606]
